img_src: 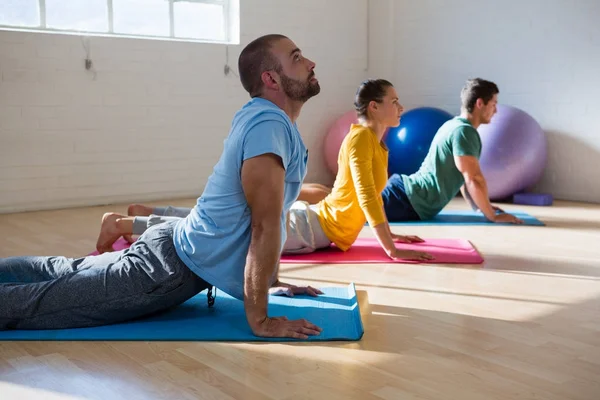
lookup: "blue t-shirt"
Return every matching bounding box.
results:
[173,98,308,300]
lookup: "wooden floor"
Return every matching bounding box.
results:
[1,198,599,400]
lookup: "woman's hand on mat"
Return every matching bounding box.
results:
[390,248,435,262]
[269,284,323,297]
[494,213,523,224]
[253,316,322,339]
[391,233,425,243]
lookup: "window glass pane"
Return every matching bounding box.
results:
[46,0,108,32]
[0,0,39,27]
[0,0,232,43]
[113,0,169,37]
[174,2,224,41]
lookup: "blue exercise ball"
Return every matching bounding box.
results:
[385,107,453,176]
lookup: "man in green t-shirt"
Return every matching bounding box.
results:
[382,78,523,224]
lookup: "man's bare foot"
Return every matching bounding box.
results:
[127,204,154,217]
[96,212,125,254]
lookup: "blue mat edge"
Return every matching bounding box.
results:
[385,210,545,226]
[0,283,365,343]
[347,282,365,341]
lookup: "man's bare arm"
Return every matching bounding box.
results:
[241,153,285,329]
[454,155,497,221]
[460,184,478,211]
[241,153,321,338]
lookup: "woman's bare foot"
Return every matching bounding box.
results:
[127,204,154,217]
[302,183,331,192]
[297,186,331,204]
[96,212,126,254]
[123,233,137,244]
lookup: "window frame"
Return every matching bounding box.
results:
[0,0,233,43]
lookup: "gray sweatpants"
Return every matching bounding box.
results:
[132,206,192,235]
[0,220,210,330]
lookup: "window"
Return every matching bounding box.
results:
[0,0,239,44]
[113,0,170,37]
[46,0,108,32]
[0,0,39,27]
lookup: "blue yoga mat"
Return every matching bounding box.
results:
[0,284,363,342]
[388,210,544,226]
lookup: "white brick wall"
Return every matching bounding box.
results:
[0,0,368,213]
[369,0,600,203]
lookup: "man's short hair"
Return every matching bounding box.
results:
[461,78,499,113]
[238,34,288,97]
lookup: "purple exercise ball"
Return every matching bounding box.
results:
[477,104,547,200]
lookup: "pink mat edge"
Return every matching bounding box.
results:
[280,238,484,265]
[89,238,484,265]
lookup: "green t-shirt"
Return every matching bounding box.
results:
[403,117,481,220]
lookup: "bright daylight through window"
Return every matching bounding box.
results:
[0,0,239,43]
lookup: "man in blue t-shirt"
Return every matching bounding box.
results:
[382,78,523,224]
[0,34,323,339]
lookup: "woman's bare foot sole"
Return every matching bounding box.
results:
[123,233,137,244]
[96,212,125,254]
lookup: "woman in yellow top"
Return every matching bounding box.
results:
[283,79,434,261]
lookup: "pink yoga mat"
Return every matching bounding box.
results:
[280,238,483,264]
[88,237,131,256]
[90,237,483,264]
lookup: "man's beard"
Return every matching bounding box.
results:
[280,72,321,102]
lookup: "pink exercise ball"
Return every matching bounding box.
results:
[478,104,548,200]
[323,110,359,175]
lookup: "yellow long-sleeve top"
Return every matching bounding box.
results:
[316,124,389,251]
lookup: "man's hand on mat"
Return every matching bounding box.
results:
[494,213,523,224]
[391,233,425,243]
[478,205,505,214]
[391,249,435,262]
[253,316,322,339]
[269,285,323,297]
[492,205,505,213]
